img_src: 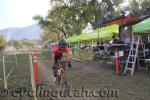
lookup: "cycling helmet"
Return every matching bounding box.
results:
[58,39,66,47]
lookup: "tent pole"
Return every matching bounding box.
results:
[131,25,134,41]
[132,32,134,41]
[84,41,85,65]
[90,40,92,60]
[78,41,80,59]
[98,27,100,43]
[69,43,71,56]
[91,40,93,53]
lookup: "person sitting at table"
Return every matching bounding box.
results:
[123,33,131,45]
[108,35,121,57]
[109,35,119,44]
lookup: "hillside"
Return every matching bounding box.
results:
[0,24,42,41]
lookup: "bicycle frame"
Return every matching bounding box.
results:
[56,61,67,86]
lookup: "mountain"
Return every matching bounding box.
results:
[0,24,42,41]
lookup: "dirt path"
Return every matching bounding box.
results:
[37,59,58,100]
[37,58,150,100]
[37,59,97,100]
[38,60,55,88]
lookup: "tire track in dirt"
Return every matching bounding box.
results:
[37,60,58,100]
[37,59,97,100]
[38,60,55,88]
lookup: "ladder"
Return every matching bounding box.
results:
[124,36,141,76]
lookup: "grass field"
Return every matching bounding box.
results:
[0,53,33,100]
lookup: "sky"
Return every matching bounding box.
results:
[0,0,50,30]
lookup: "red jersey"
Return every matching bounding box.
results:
[51,44,69,57]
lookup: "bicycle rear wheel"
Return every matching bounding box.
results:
[56,75,61,86]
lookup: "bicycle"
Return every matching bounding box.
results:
[55,56,69,89]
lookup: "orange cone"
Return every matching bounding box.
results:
[33,49,39,85]
[115,48,119,74]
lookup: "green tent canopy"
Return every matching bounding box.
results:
[78,32,112,42]
[65,34,78,43]
[132,17,150,33]
[95,24,119,33]
[65,24,119,43]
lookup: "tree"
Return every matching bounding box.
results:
[34,0,150,42]
[125,0,141,17]
[8,40,22,48]
[140,0,150,16]
[33,15,62,42]
[41,27,60,42]
[141,0,150,10]
[33,0,123,40]
[125,0,150,17]
[0,35,6,46]
[21,39,34,47]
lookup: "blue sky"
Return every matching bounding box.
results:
[0,0,50,30]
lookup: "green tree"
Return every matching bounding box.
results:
[125,0,150,17]
[33,15,62,42]
[33,0,123,41]
[34,0,150,42]
[0,35,6,46]
[8,40,22,48]
[21,39,34,47]
[140,0,150,14]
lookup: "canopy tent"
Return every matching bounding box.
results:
[110,17,137,25]
[95,24,119,34]
[65,34,78,43]
[78,31,118,42]
[132,17,150,33]
[65,24,119,43]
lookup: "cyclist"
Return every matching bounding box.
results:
[51,39,71,82]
